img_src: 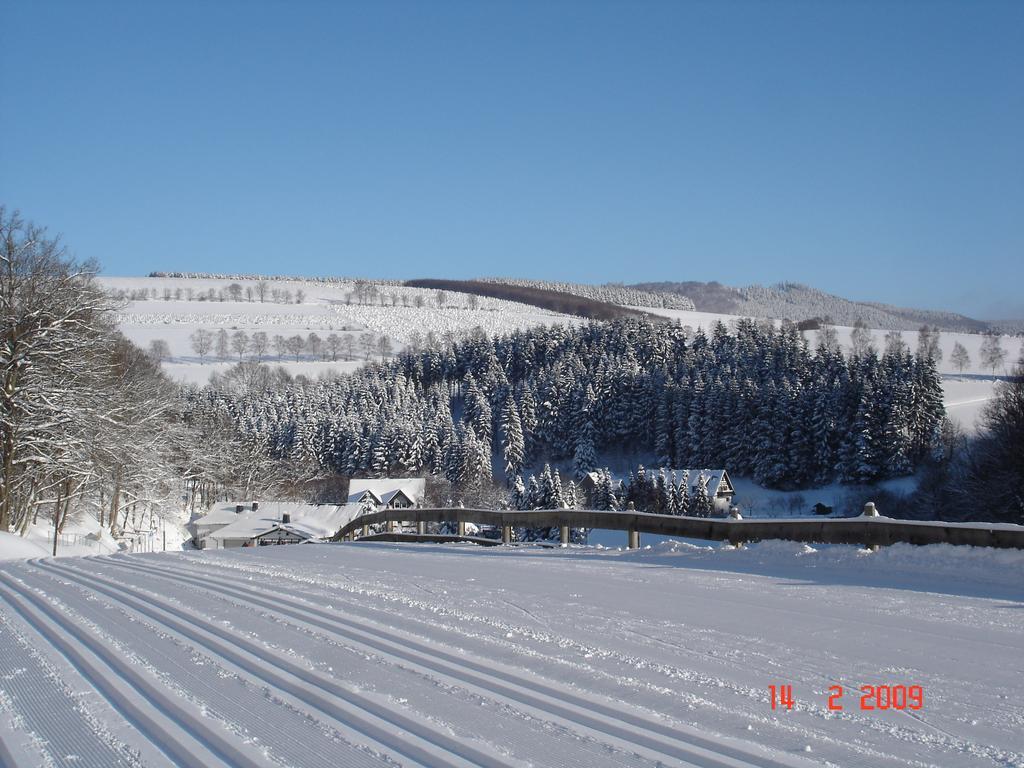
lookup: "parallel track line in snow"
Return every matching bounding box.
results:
[0,726,21,768]
[33,559,515,768]
[103,555,810,768]
[7,567,396,768]
[0,571,260,768]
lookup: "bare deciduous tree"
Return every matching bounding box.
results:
[917,325,943,363]
[359,332,376,360]
[884,329,907,356]
[231,330,250,360]
[980,332,1007,374]
[272,334,287,360]
[190,329,213,362]
[285,334,305,361]
[951,342,970,375]
[307,332,322,360]
[250,331,269,361]
[849,319,873,358]
[325,333,341,361]
[148,338,171,362]
[215,329,230,360]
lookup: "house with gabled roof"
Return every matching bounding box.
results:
[685,469,735,515]
[347,478,425,510]
[193,501,364,549]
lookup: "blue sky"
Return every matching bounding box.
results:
[1,1,1021,318]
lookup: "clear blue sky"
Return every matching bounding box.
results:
[2,1,1021,319]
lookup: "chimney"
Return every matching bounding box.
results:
[282,513,291,524]
[252,502,259,511]
[235,504,244,514]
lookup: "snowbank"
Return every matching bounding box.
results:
[0,531,48,561]
[625,538,1024,598]
[22,516,122,558]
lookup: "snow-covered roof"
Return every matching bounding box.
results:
[290,504,364,537]
[348,478,425,505]
[207,514,285,541]
[253,523,316,541]
[192,504,256,528]
[681,469,733,497]
[207,503,365,541]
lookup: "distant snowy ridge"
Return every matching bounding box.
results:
[636,281,990,332]
[480,277,696,311]
[149,271,404,285]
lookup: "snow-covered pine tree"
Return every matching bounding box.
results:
[691,473,713,517]
[565,481,579,510]
[510,474,526,510]
[676,470,691,516]
[572,416,597,479]
[524,475,540,509]
[500,397,525,477]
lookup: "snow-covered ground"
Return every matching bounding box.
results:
[0,542,1020,767]
[0,513,191,562]
[99,277,579,384]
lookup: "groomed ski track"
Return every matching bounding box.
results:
[0,543,1019,767]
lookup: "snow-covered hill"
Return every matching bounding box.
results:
[99,276,580,384]
[481,276,696,310]
[0,542,1019,767]
[99,276,1018,434]
[636,281,991,333]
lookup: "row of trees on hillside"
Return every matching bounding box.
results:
[112,282,305,304]
[183,329,394,363]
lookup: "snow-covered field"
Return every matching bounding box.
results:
[99,277,579,384]
[0,542,1020,767]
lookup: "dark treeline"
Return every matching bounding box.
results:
[188,318,946,493]
[404,278,653,322]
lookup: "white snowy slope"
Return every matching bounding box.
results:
[98,277,579,384]
[0,542,1020,767]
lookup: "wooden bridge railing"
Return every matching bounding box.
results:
[334,507,1024,550]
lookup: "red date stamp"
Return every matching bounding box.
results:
[769,684,924,711]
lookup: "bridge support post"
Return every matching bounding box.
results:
[502,525,512,544]
[417,521,426,535]
[560,525,569,547]
[458,520,466,537]
[627,528,640,550]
